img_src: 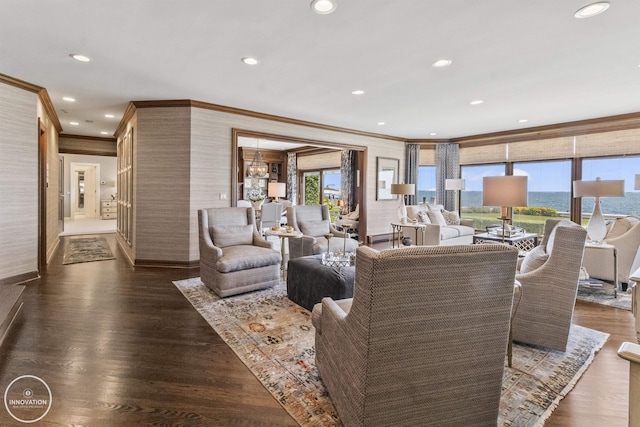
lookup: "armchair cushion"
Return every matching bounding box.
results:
[216,245,281,273]
[607,216,639,239]
[212,225,254,248]
[519,245,549,274]
[299,219,330,237]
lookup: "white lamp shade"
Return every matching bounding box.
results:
[445,179,466,191]
[390,183,415,195]
[573,178,624,198]
[635,174,640,191]
[268,182,286,198]
[482,176,528,207]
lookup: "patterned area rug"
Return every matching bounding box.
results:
[578,279,632,310]
[62,236,116,265]
[174,278,609,427]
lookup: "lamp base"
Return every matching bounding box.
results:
[587,197,607,244]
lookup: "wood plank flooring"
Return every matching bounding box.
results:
[0,234,635,426]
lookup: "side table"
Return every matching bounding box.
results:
[264,228,303,278]
[391,222,426,247]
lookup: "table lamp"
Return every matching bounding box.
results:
[268,182,286,203]
[573,177,624,244]
[445,178,466,215]
[482,176,528,242]
[390,183,415,223]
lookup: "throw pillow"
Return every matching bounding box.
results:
[299,219,331,237]
[442,209,461,225]
[212,225,254,248]
[519,245,549,274]
[427,209,447,226]
[417,211,431,224]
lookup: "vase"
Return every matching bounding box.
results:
[251,200,264,211]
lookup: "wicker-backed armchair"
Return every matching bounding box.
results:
[512,219,587,351]
[312,244,519,427]
[286,205,358,259]
[198,207,281,297]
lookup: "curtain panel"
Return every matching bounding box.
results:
[405,144,419,206]
[436,143,460,211]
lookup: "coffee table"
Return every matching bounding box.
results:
[473,232,538,253]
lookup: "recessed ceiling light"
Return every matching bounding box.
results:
[69,121,79,126]
[100,131,109,135]
[377,122,385,126]
[518,119,529,123]
[104,114,115,118]
[430,132,437,136]
[311,0,337,14]
[432,59,452,68]
[574,2,610,18]
[351,90,365,95]
[241,57,259,65]
[62,97,75,102]
[470,100,484,105]
[69,54,91,62]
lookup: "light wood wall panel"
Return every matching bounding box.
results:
[0,82,38,281]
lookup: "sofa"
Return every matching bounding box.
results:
[402,204,475,245]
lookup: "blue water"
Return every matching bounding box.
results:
[417,191,640,216]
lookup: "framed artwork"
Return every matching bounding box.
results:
[376,157,399,200]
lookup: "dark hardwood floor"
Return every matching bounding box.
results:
[0,234,635,426]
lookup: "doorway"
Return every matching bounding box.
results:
[70,163,100,220]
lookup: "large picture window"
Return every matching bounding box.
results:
[582,156,640,218]
[460,164,506,230]
[417,165,436,204]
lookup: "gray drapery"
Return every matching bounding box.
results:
[405,144,420,206]
[340,150,356,212]
[287,152,297,203]
[435,144,460,211]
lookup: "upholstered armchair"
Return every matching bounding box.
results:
[198,207,281,297]
[286,205,358,259]
[312,244,519,427]
[512,219,587,352]
[582,215,640,285]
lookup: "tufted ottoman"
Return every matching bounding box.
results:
[286,255,355,311]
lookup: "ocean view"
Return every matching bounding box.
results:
[417,191,640,216]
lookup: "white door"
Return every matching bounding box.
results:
[84,166,97,218]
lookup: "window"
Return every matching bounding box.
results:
[302,168,341,206]
[460,163,505,229]
[512,160,572,235]
[582,156,640,219]
[417,166,436,204]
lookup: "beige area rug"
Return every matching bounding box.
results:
[577,279,632,310]
[174,278,609,427]
[62,236,116,265]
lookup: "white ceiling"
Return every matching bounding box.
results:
[2,1,639,140]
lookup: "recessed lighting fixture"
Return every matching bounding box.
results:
[518,119,529,124]
[62,97,75,102]
[470,100,484,105]
[311,0,337,14]
[100,131,109,135]
[574,2,610,18]
[69,121,79,126]
[351,90,365,95]
[69,53,91,62]
[432,59,452,68]
[377,121,385,126]
[241,57,259,65]
[104,114,115,118]
[430,132,437,136]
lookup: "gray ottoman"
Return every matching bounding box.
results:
[286,255,355,311]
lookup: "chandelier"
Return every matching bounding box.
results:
[246,141,268,178]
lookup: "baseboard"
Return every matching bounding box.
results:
[0,285,25,347]
[0,271,39,286]
[134,259,199,269]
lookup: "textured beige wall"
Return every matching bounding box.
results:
[0,82,39,281]
[134,107,192,263]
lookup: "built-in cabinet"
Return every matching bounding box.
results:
[117,128,133,244]
[237,147,287,200]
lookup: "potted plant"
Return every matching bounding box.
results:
[247,187,266,211]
